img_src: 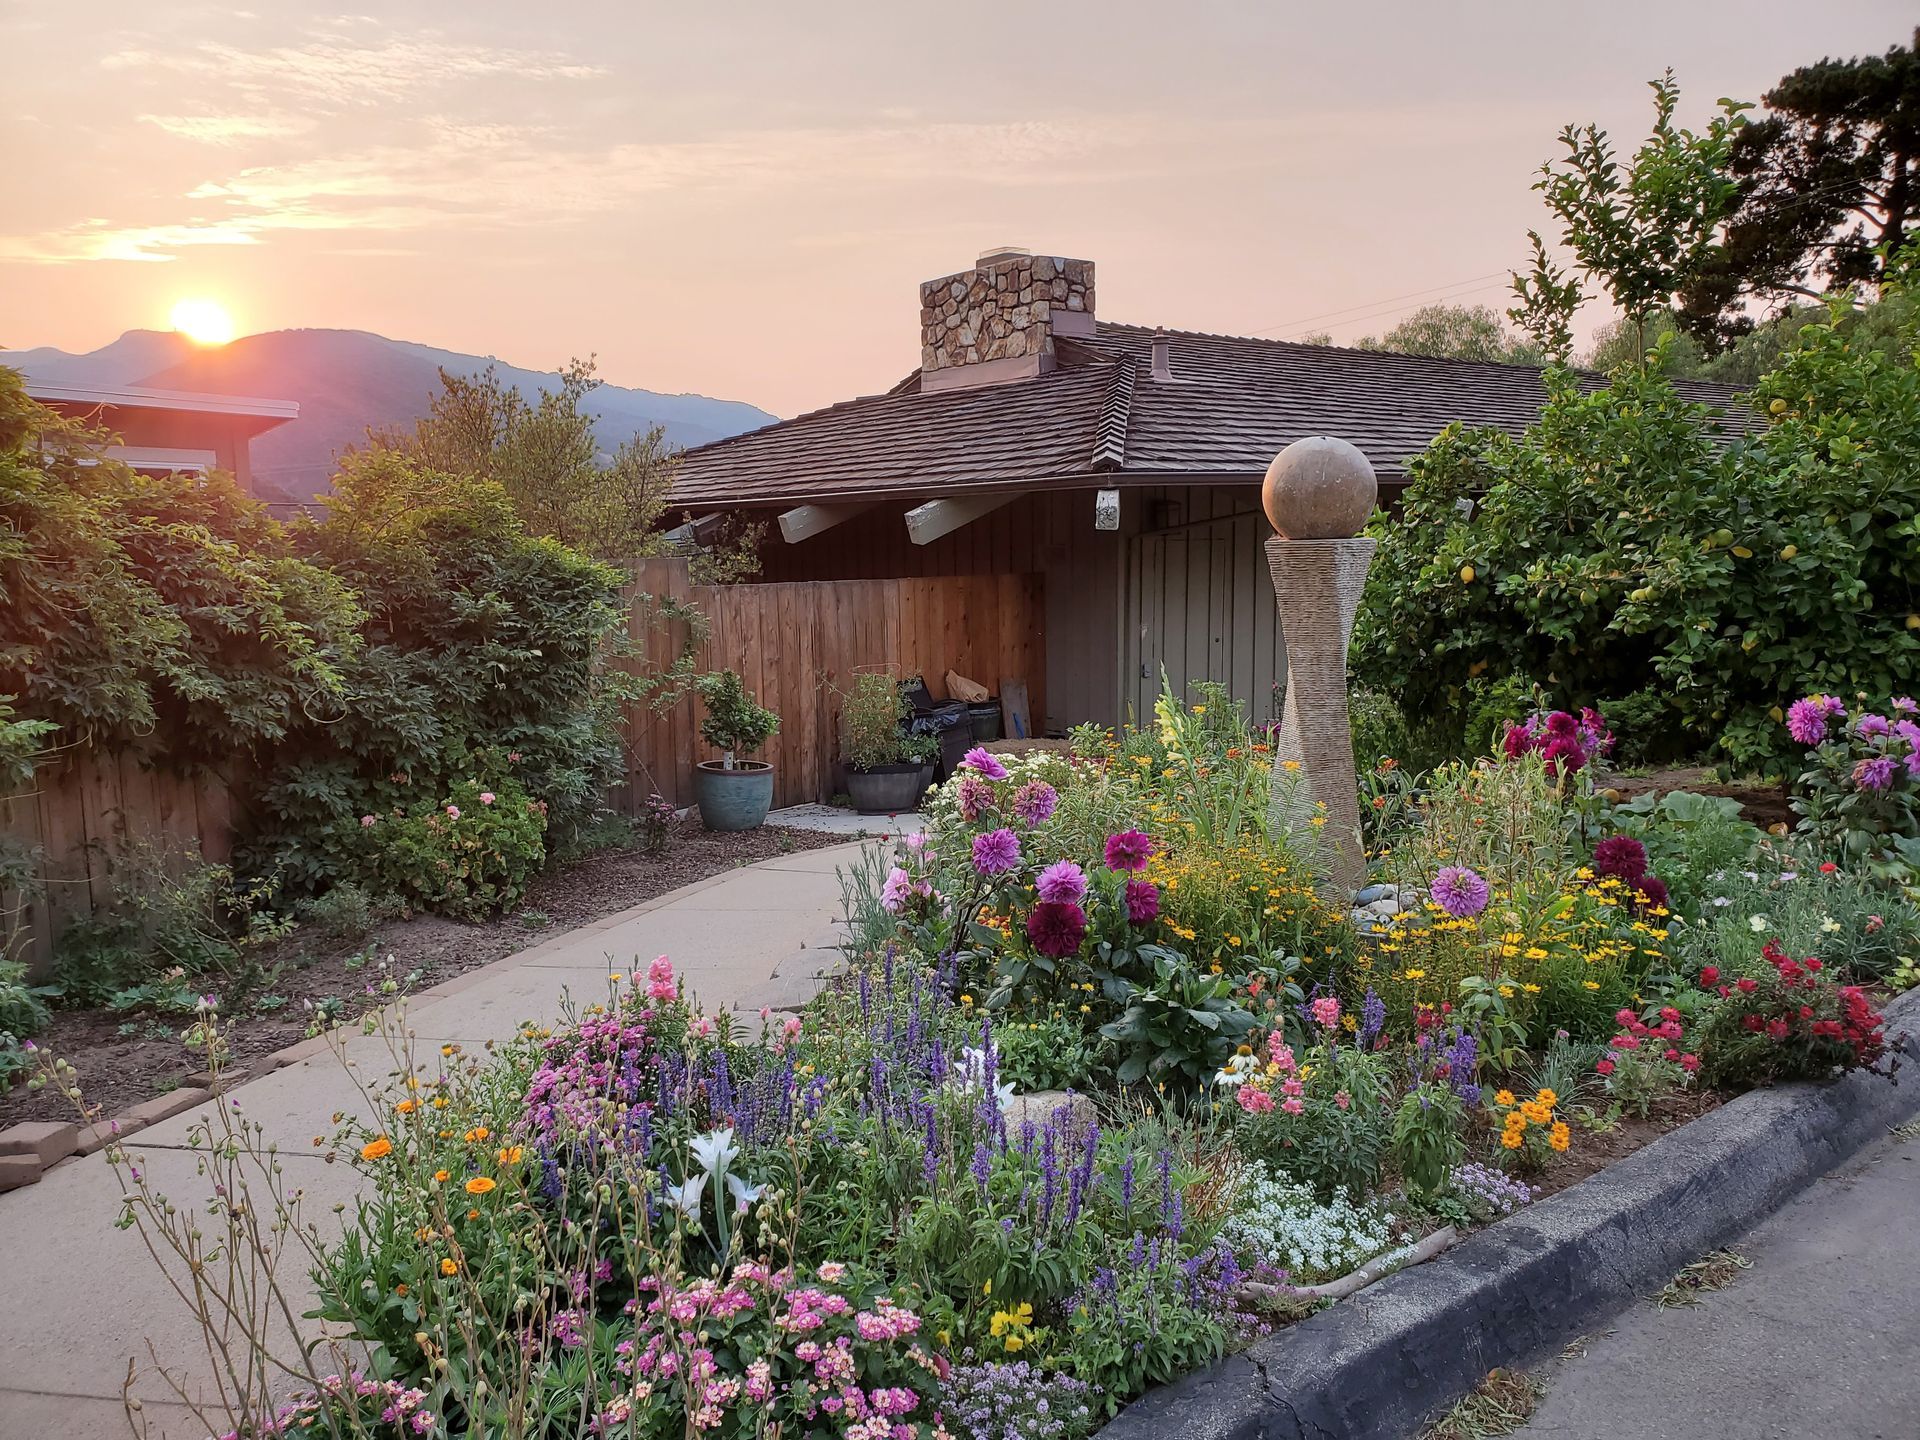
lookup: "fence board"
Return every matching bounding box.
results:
[619,561,1048,812]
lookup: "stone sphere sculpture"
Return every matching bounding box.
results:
[1261,435,1378,541]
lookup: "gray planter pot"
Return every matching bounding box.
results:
[846,763,925,815]
[693,761,774,831]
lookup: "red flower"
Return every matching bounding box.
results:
[1595,1058,1616,1076]
[1736,977,1759,994]
[1699,966,1720,986]
[1819,862,1839,874]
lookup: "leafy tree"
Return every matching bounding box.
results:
[243,449,640,894]
[0,368,360,764]
[373,359,674,562]
[1679,30,1920,345]
[1353,305,1543,365]
[1354,290,1920,770]
[1510,73,1749,362]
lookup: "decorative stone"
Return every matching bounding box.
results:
[1002,1090,1098,1144]
[1262,436,1378,541]
[1354,883,1394,905]
[0,1155,41,1192]
[0,1120,80,1169]
[74,1116,143,1155]
[117,1086,212,1130]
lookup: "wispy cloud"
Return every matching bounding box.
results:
[4,113,1163,263]
[102,33,603,108]
[139,112,315,144]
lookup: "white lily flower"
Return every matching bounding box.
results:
[689,1127,739,1176]
[663,1173,708,1218]
[725,1173,766,1211]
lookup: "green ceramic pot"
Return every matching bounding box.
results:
[694,761,774,831]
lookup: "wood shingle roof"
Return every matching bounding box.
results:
[669,321,1754,509]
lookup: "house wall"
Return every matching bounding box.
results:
[744,483,1295,735]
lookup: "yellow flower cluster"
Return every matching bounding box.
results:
[988,1301,1036,1352]
[1495,1087,1571,1153]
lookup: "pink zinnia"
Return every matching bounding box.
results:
[971,828,1021,875]
[960,747,1009,781]
[1025,900,1087,958]
[1432,865,1490,918]
[1035,859,1088,905]
[1124,879,1160,926]
[1104,829,1155,873]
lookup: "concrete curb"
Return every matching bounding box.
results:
[1104,986,1920,1440]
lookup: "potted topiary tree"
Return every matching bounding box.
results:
[693,669,780,830]
[840,672,924,814]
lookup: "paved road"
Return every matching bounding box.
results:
[0,841,865,1439]
[1516,1122,1920,1440]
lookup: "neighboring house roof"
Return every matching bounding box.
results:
[669,322,1755,510]
[23,380,299,435]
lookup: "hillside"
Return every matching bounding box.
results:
[3,329,778,508]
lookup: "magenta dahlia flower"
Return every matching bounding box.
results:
[961,747,1010,781]
[1103,829,1155,873]
[1633,875,1670,913]
[1124,879,1161,926]
[1786,697,1829,746]
[1035,859,1088,905]
[1854,755,1897,792]
[1540,735,1587,774]
[1011,779,1058,827]
[1593,835,1649,882]
[971,827,1021,876]
[1026,900,1088,958]
[1857,713,1891,738]
[1432,866,1490,919]
[956,775,994,823]
[1502,724,1534,759]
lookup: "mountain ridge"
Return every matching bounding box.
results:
[2,328,779,507]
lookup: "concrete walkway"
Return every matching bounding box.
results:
[1513,1122,1920,1440]
[0,841,865,1440]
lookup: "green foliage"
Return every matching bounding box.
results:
[695,668,779,761]
[1354,303,1543,365]
[1680,32,1920,345]
[0,369,361,763]
[840,672,907,770]
[375,359,672,562]
[1605,790,1763,920]
[246,448,636,894]
[1096,945,1259,1089]
[1511,72,1749,361]
[1392,1082,1468,1199]
[1354,299,1920,770]
[352,774,548,919]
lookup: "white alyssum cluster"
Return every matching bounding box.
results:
[1220,1164,1397,1283]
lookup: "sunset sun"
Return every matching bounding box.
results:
[168,297,236,346]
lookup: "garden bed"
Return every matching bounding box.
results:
[0,823,846,1128]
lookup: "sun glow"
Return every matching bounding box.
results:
[169,297,236,346]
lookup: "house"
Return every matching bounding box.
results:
[23,379,298,497]
[670,247,1745,736]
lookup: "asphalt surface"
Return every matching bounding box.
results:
[1513,1121,1920,1440]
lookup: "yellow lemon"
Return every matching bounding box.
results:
[1731,546,1752,559]
[1460,564,1476,584]
[1768,705,1785,723]
[1780,544,1798,560]
[1768,397,1787,415]
[1909,614,1920,630]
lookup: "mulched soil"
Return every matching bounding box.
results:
[1528,1088,1725,1202]
[1597,767,1795,830]
[2,823,848,1129]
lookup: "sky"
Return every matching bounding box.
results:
[1,1,1912,417]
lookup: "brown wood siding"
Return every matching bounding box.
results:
[622,558,1046,813]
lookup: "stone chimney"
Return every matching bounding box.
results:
[918,247,1095,392]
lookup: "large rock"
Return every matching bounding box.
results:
[1002,1090,1099,1143]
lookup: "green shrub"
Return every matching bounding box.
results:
[695,668,779,763]
[294,883,394,944]
[840,672,906,770]
[1353,295,1920,771]
[352,773,547,918]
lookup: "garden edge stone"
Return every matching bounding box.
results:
[1102,985,1920,1440]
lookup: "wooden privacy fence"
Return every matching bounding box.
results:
[1,746,239,976]
[620,558,1046,811]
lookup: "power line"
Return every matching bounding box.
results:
[1248,271,1511,337]
[1268,278,1517,342]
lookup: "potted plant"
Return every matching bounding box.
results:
[692,669,780,831]
[840,672,923,814]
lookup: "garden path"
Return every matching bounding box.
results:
[1512,1123,1920,1440]
[0,840,869,1440]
